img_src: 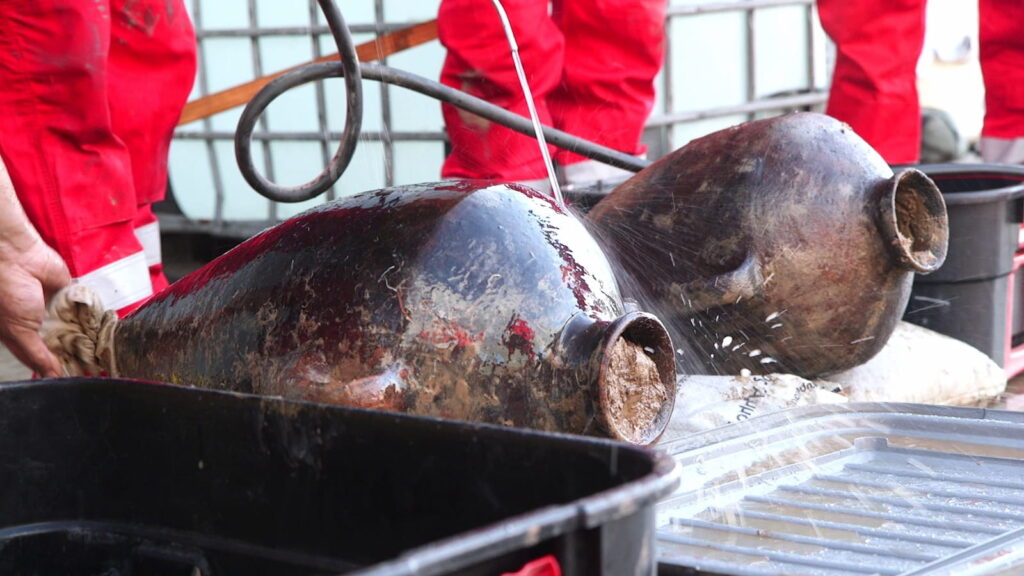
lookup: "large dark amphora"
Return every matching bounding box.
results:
[587,112,949,377]
[116,182,676,444]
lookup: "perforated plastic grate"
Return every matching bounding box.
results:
[656,404,1024,576]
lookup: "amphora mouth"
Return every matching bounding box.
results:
[594,312,676,445]
[879,168,949,274]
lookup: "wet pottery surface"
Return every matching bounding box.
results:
[117,182,675,444]
[587,112,949,377]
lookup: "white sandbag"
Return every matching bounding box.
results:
[661,373,846,441]
[823,321,1006,406]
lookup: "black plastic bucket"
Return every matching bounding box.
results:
[902,163,1024,366]
[0,378,678,576]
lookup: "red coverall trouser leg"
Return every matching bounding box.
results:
[0,0,196,315]
[819,0,1024,165]
[978,0,1024,162]
[818,0,926,164]
[437,0,665,181]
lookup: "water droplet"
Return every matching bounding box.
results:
[760,357,777,364]
[740,368,752,377]
[748,349,762,357]
[721,336,733,347]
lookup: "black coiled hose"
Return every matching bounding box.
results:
[235,0,651,203]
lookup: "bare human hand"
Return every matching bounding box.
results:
[0,155,72,377]
[0,236,70,377]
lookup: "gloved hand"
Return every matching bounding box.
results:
[0,157,71,378]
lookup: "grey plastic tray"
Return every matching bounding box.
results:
[656,403,1024,576]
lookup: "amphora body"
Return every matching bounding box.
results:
[587,113,948,377]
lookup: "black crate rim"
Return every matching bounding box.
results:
[0,377,680,576]
[912,162,1024,205]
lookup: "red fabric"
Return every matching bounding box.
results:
[820,0,1024,163]
[979,0,1024,139]
[438,0,665,180]
[818,0,926,164]
[108,0,197,206]
[0,0,194,313]
[502,555,561,576]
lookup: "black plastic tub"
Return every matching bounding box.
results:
[902,163,1024,366]
[911,164,1024,282]
[0,378,678,576]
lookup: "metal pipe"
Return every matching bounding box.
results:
[191,0,226,228]
[235,0,363,203]
[309,0,336,200]
[194,23,408,38]
[246,0,277,222]
[745,7,756,123]
[182,130,446,141]
[667,0,814,17]
[236,59,651,203]
[375,0,396,188]
[359,64,650,171]
[645,92,826,127]
[234,0,648,204]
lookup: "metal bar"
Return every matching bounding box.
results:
[732,509,972,548]
[247,0,276,222]
[658,532,904,575]
[194,23,408,38]
[745,7,756,122]
[309,0,336,200]
[175,130,446,141]
[844,463,1024,491]
[646,91,827,126]
[157,214,276,238]
[190,0,226,229]
[746,493,1005,535]
[667,0,814,17]
[375,0,395,188]
[660,8,674,153]
[805,2,816,90]
[172,0,827,236]
[668,517,940,561]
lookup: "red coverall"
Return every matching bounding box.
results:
[437,0,666,182]
[819,0,1024,164]
[0,0,196,315]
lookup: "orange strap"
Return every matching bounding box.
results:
[178,19,438,126]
